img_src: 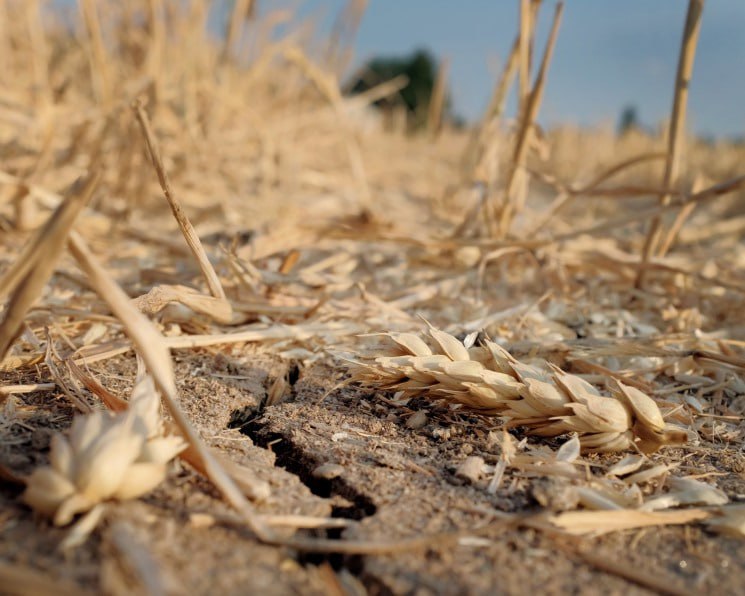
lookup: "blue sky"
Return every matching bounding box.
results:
[51,1,744,137]
[280,1,745,137]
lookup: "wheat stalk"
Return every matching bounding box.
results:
[133,99,228,301]
[494,1,563,237]
[427,57,449,139]
[636,0,705,286]
[349,325,687,453]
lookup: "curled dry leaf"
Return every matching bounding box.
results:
[133,284,236,325]
[22,365,186,525]
[349,326,687,453]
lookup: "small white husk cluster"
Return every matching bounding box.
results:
[23,366,186,525]
[350,326,688,453]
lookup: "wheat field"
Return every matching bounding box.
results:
[1,0,744,593]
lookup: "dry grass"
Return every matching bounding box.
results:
[0,0,744,591]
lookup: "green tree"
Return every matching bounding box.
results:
[346,49,449,130]
[618,104,640,135]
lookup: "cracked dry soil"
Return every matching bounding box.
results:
[2,346,745,595]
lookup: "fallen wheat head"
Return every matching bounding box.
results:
[23,361,186,525]
[349,325,687,453]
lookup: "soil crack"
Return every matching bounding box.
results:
[232,411,383,584]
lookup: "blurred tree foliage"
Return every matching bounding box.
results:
[617,104,640,136]
[346,49,453,130]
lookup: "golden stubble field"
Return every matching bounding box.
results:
[1,1,745,594]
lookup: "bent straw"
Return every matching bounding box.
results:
[133,99,227,300]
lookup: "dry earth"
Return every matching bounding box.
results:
[3,342,745,595]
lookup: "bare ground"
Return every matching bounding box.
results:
[3,346,744,595]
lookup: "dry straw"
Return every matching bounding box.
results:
[427,57,449,138]
[637,0,705,286]
[349,324,688,453]
[1,0,744,579]
[66,231,276,541]
[133,99,228,301]
[0,173,99,360]
[222,0,255,61]
[283,46,372,209]
[494,1,563,237]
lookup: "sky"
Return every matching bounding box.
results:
[50,0,745,137]
[282,0,745,138]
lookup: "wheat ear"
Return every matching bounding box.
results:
[349,326,687,454]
